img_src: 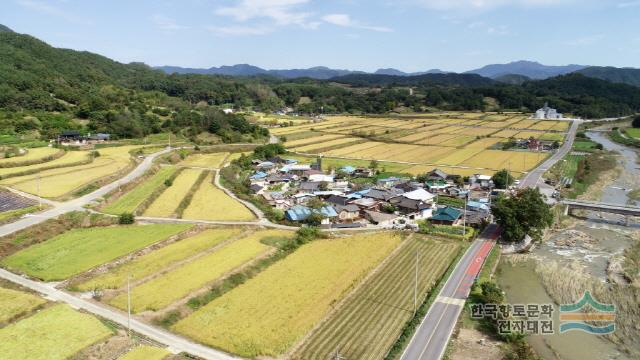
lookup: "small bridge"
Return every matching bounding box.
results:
[562,199,640,217]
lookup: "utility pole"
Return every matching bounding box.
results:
[414,249,419,315]
[463,194,468,238]
[127,275,132,338]
[37,175,41,209]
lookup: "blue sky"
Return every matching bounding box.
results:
[2,0,639,72]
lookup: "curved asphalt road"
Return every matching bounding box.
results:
[400,224,500,360]
[519,120,580,189]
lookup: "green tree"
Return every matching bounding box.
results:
[491,169,515,189]
[632,115,640,128]
[491,188,554,243]
[118,212,135,224]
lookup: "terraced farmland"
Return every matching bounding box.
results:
[110,229,289,312]
[143,168,203,217]
[75,228,242,292]
[0,286,46,323]
[172,232,402,358]
[101,166,177,215]
[180,152,229,168]
[0,146,140,198]
[182,171,255,221]
[119,345,169,360]
[1,224,191,281]
[0,147,61,167]
[294,237,460,360]
[0,304,112,360]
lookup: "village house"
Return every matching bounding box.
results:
[284,205,338,225]
[364,210,400,228]
[430,207,463,226]
[334,204,361,223]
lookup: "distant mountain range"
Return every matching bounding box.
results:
[156,60,640,89]
[0,24,13,32]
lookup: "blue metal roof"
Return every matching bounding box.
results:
[340,165,356,173]
[284,205,338,221]
[250,171,268,179]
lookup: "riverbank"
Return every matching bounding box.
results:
[497,129,640,359]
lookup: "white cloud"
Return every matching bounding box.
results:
[566,34,604,46]
[152,14,188,31]
[617,0,640,7]
[416,0,576,11]
[206,25,273,36]
[215,0,314,27]
[322,14,393,32]
[16,0,90,24]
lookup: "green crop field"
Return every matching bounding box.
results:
[75,228,242,291]
[0,304,112,360]
[102,167,177,215]
[119,345,169,360]
[0,287,46,324]
[1,224,192,281]
[625,127,640,139]
[295,237,460,359]
[172,232,402,358]
[110,229,289,312]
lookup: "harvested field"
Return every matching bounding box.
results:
[0,151,89,178]
[1,224,191,281]
[182,172,255,221]
[285,134,345,148]
[75,228,242,292]
[293,137,362,152]
[110,229,290,312]
[118,345,169,360]
[143,168,203,217]
[294,237,460,360]
[0,304,112,360]
[172,232,402,358]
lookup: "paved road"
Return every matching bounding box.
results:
[400,224,500,360]
[0,268,239,360]
[519,120,580,189]
[0,148,173,238]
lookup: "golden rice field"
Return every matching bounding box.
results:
[143,168,203,217]
[295,238,460,360]
[182,172,255,221]
[75,228,242,292]
[0,147,61,167]
[0,287,46,324]
[118,346,169,360]
[111,229,289,312]
[272,113,564,176]
[172,232,402,358]
[0,146,140,198]
[0,150,88,178]
[180,152,229,168]
[0,304,112,360]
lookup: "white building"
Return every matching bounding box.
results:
[535,102,563,120]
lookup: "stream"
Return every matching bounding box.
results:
[497,130,639,360]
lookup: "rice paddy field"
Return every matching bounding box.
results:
[0,286,46,324]
[102,166,177,215]
[0,304,112,360]
[275,113,570,177]
[75,228,241,292]
[172,232,402,358]
[0,146,140,198]
[0,147,61,167]
[143,168,203,217]
[180,152,229,168]
[110,229,289,313]
[295,237,460,360]
[182,171,255,221]
[1,224,191,281]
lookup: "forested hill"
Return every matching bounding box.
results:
[328,73,495,87]
[1,25,640,132]
[576,66,640,88]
